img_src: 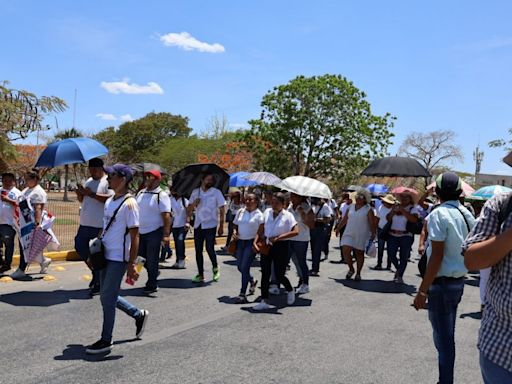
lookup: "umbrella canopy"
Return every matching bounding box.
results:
[345,185,363,192]
[361,156,430,178]
[392,186,419,200]
[365,183,388,195]
[469,185,512,200]
[229,171,259,187]
[35,138,108,168]
[278,176,332,199]
[242,171,282,186]
[130,162,168,175]
[172,163,229,198]
[426,180,475,197]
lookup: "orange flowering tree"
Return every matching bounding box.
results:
[197,141,253,173]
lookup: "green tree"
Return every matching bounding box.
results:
[93,112,192,163]
[0,81,67,170]
[51,128,84,201]
[245,74,395,183]
[489,128,512,151]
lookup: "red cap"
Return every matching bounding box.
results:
[144,170,162,179]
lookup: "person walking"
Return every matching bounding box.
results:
[187,172,226,283]
[223,189,243,251]
[74,158,113,296]
[413,173,475,384]
[386,191,421,283]
[169,189,189,269]
[323,197,338,261]
[309,198,332,276]
[372,194,395,271]
[11,170,52,280]
[0,172,22,273]
[136,170,171,294]
[253,192,299,311]
[339,189,376,281]
[231,193,263,304]
[85,164,148,355]
[289,193,315,294]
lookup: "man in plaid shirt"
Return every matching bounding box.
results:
[463,153,512,383]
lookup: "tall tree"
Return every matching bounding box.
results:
[489,127,512,151]
[398,130,463,176]
[245,74,394,183]
[93,112,192,163]
[51,128,84,201]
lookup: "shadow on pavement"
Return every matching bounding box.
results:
[460,311,482,320]
[151,278,211,289]
[0,288,91,307]
[240,295,312,315]
[54,344,123,362]
[332,278,417,296]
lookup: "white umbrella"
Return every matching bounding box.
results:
[242,171,282,186]
[278,176,332,199]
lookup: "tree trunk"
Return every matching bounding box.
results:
[63,164,69,202]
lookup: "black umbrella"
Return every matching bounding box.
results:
[172,163,230,198]
[361,156,431,178]
[130,162,168,175]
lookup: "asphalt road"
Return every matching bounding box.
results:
[0,239,484,384]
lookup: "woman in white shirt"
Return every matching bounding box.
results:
[339,189,376,281]
[11,170,52,280]
[224,190,243,250]
[253,192,299,311]
[232,193,264,304]
[170,189,189,269]
[310,198,332,276]
[386,192,420,284]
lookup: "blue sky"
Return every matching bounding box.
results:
[2,0,512,174]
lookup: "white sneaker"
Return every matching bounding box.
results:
[287,290,296,305]
[39,257,51,274]
[296,284,310,294]
[11,268,27,280]
[253,300,271,311]
[177,260,186,269]
[269,285,280,295]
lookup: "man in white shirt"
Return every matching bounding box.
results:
[0,172,22,273]
[136,170,171,294]
[170,190,189,269]
[187,172,226,283]
[74,158,113,296]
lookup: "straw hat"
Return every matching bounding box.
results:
[381,194,397,205]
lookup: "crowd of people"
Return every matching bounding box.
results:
[1,155,512,383]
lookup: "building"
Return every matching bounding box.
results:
[475,173,512,188]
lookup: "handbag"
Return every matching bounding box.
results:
[254,238,271,256]
[227,239,237,255]
[88,195,131,270]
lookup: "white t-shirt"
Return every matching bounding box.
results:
[264,209,297,239]
[22,185,47,206]
[102,195,139,262]
[312,203,332,219]
[390,205,421,234]
[377,205,392,229]
[0,187,22,227]
[340,202,351,218]
[136,187,171,235]
[171,197,189,228]
[233,208,264,240]
[289,202,312,242]
[80,176,113,228]
[189,187,226,229]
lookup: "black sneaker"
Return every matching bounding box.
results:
[85,339,112,354]
[143,286,158,294]
[0,264,11,273]
[135,309,149,338]
[89,284,100,297]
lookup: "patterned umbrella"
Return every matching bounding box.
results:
[242,172,282,186]
[469,185,512,200]
[278,176,332,199]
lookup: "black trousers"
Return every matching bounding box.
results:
[260,240,293,299]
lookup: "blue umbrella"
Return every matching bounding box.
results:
[35,138,108,168]
[365,183,388,195]
[229,171,259,187]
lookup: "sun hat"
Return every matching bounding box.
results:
[381,194,397,205]
[104,163,134,181]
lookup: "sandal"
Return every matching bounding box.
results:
[346,270,355,280]
[248,280,258,296]
[234,295,248,304]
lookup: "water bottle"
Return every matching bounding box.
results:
[125,256,146,285]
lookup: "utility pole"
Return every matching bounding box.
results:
[473,145,484,184]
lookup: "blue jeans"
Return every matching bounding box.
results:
[99,260,142,342]
[172,227,186,261]
[428,278,464,384]
[235,239,255,295]
[194,226,218,275]
[290,241,309,285]
[310,226,327,273]
[376,228,390,268]
[0,225,16,268]
[481,352,512,383]
[387,234,414,277]
[139,227,163,289]
[74,225,102,286]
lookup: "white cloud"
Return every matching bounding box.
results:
[159,32,225,53]
[96,113,117,121]
[120,114,133,122]
[100,79,164,95]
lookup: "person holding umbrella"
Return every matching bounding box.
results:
[339,189,376,281]
[187,172,226,283]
